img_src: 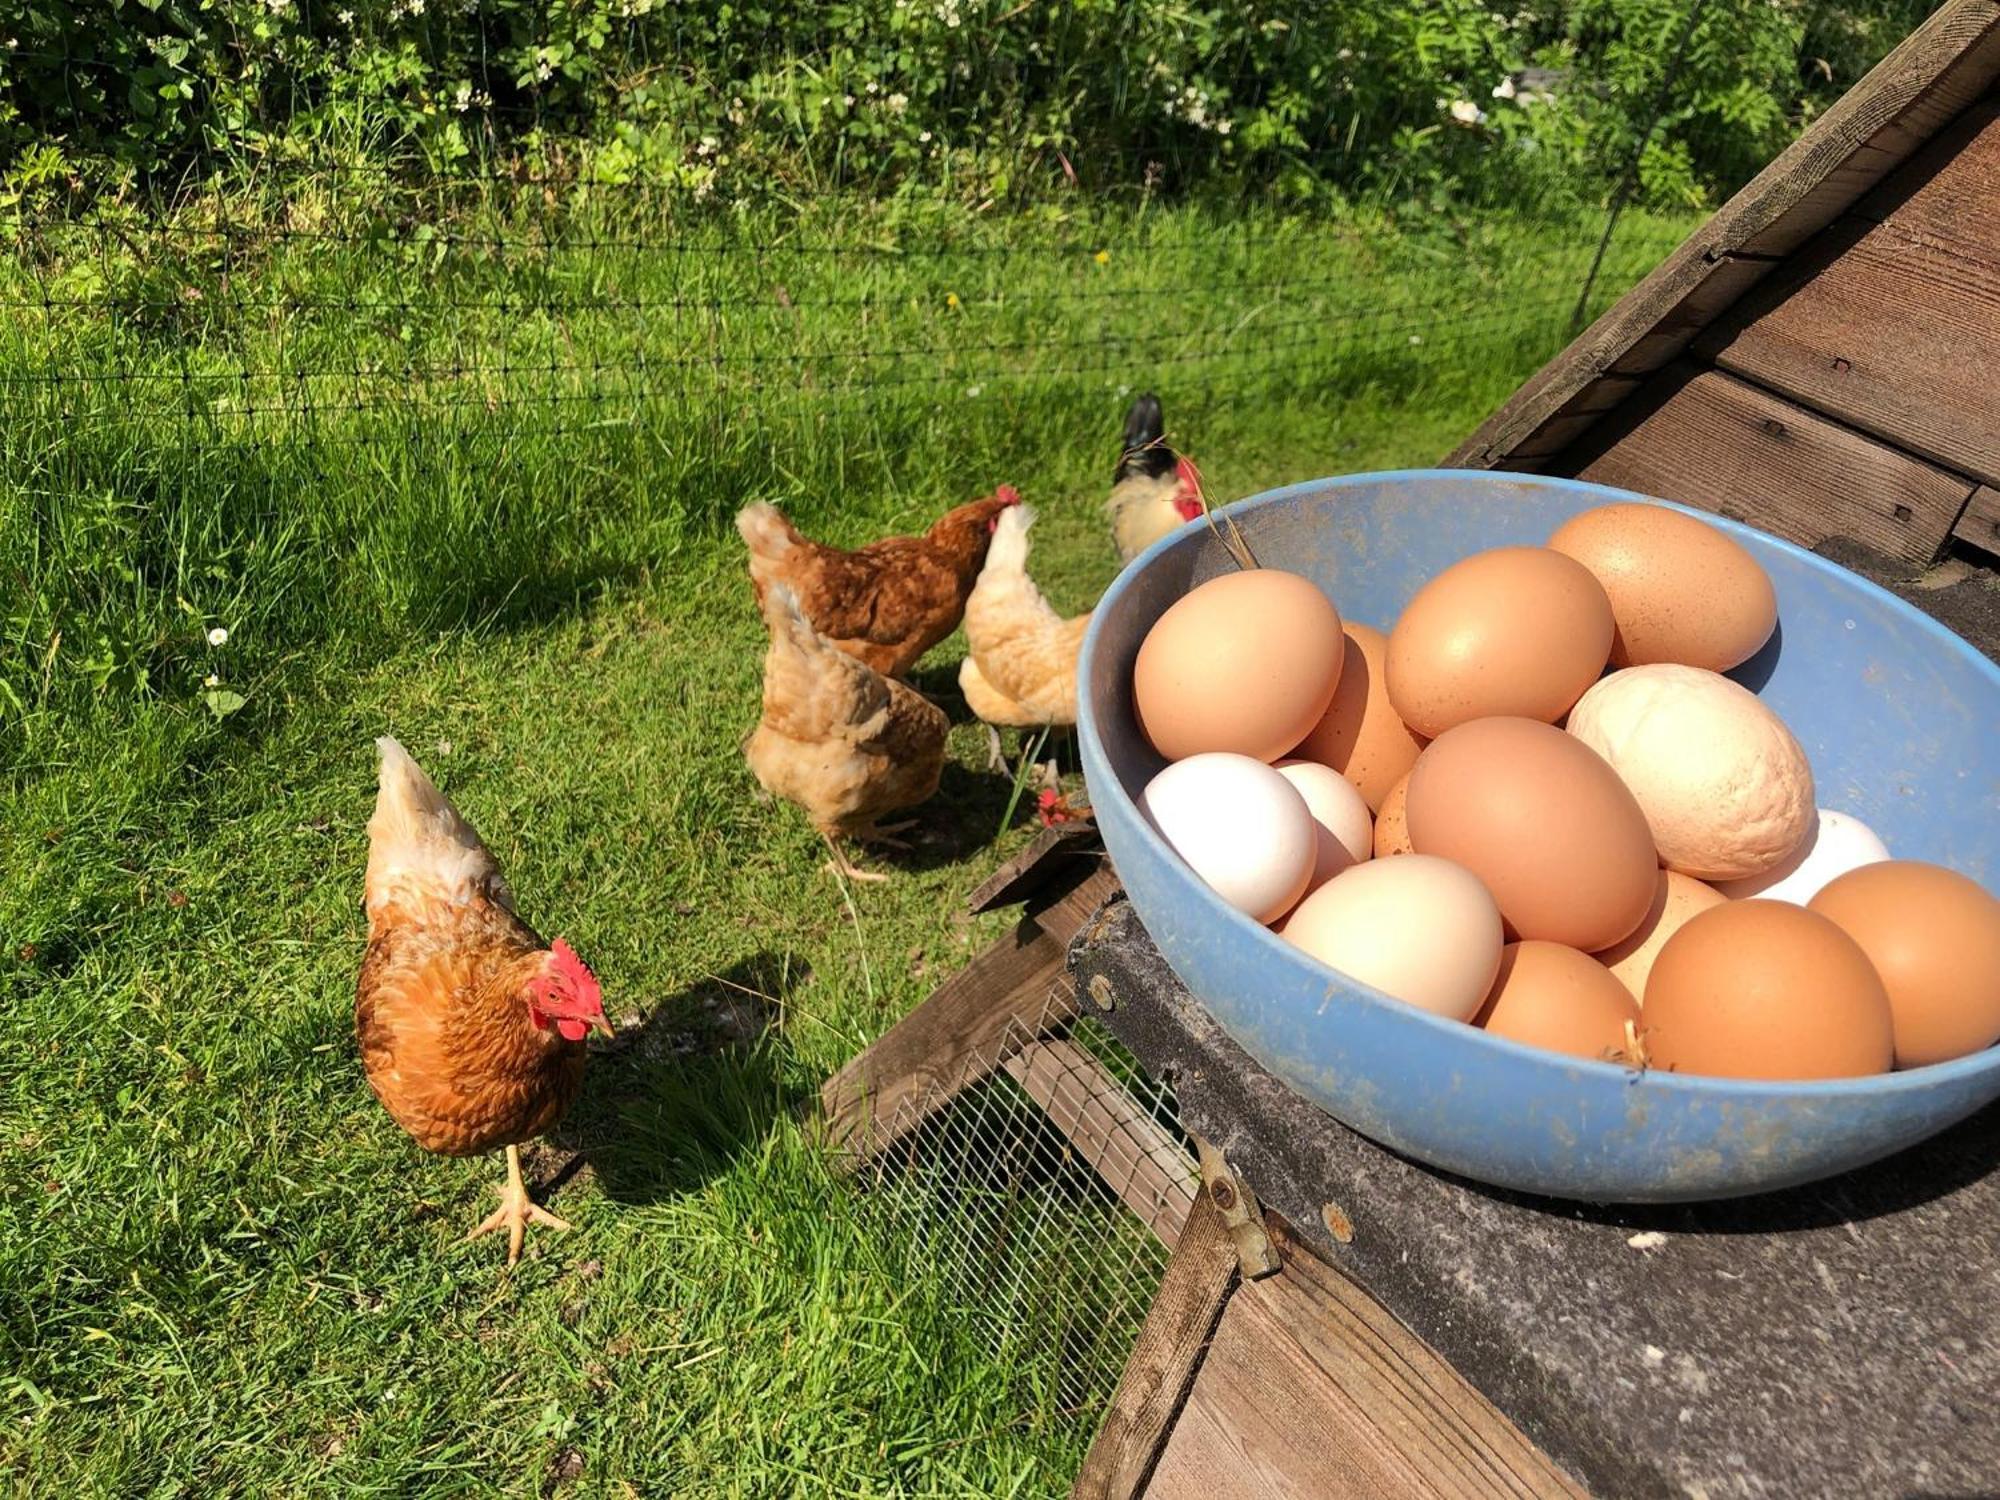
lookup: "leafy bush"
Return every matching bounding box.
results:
[0,0,1937,211]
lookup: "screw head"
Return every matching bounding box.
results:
[1209,1178,1237,1211]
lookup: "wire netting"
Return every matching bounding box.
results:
[852,995,1195,1470]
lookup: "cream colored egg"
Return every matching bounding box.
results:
[1280,855,1503,1020]
[1567,664,1814,882]
[1275,759,1373,893]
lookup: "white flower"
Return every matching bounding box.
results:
[843,94,855,107]
[1116,383,1132,399]
[337,8,354,22]
[1216,119,1232,135]
[965,384,983,397]
[1448,99,1487,127]
[207,627,230,647]
[1408,334,1424,346]
[887,92,909,114]
[1337,47,1353,60]
[453,81,473,112]
[866,81,879,94]
[203,673,220,688]
[535,60,553,82]
[1493,77,1517,100]
[918,130,932,143]
[263,0,293,13]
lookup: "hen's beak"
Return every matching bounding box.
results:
[593,1013,618,1039]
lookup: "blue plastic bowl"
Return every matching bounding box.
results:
[1079,470,2000,1203]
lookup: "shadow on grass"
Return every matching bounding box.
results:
[880,760,1026,873]
[547,952,807,1206]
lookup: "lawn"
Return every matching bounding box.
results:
[2,196,1688,1495]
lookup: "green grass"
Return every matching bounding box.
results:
[2,196,1691,1494]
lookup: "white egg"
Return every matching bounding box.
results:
[1275,759,1373,890]
[1141,753,1316,923]
[1717,807,1890,904]
[1279,855,1503,1019]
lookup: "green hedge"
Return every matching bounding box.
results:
[0,1,1936,208]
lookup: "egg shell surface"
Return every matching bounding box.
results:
[1474,941,1641,1062]
[1374,772,1415,858]
[1133,570,1345,762]
[1567,664,1814,882]
[1405,717,1659,951]
[1810,861,2000,1069]
[1290,623,1426,809]
[1547,502,1777,670]
[1594,869,1727,1003]
[1279,854,1503,1020]
[1643,900,1894,1080]
[1275,759,1373,893]
[1718,807,1889,903]
[1140,753,1316,924]
[1385,546,1614,737]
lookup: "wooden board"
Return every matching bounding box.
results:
[1957,484,2000,552]
[818,863,1121,1164]
[1704,105,2000,490]
[1143,1219,1585,1500]
[1070,1193,1238,1500]
[967,822,1105,914]
[1445,0,2000,471]
[1001,1037,1196,1248]
[1564,364,1976,564]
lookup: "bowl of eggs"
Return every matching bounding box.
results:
[1077,469,2000,1203]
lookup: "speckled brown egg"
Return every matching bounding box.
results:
[1374,772,1414,858]
[1386,547,1614,737]
[1548,502,1776,671]
[1291,623,1427,810]
[1134,570,1345,763]
[1643,901,1894,1080]
[1405,717,1657,951]
[1810,861,2000,1069]
[1474,941,1641,1062]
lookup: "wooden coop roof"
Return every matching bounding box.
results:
[1448,0,2000,568]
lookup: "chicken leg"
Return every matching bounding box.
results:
[468,1142,571,1265]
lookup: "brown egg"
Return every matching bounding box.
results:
[1291,623,1427,810]
[1134,570,1345,763]
[1405,718,1656,951]
[1810,861,2000,1068]
[1474,941,1641,1062]
[1374,772,1414,857]
[1385,547,1614,737]
[1643,901,1894,1080]
[1595,870,1728,1004]
[1548,503,1777,671]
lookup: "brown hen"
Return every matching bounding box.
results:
[745,582,949,883]
[736,487,1020,679]
[357,736,610,1264]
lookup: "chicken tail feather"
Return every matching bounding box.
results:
[365,735,511,914]
[984,501,1035,576]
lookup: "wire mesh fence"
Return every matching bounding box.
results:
[851,996,1196,1470]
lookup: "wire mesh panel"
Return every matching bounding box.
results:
[850,997,1195,1464]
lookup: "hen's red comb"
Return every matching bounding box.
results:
[994,484,1022,506]
[547,937,602,1010]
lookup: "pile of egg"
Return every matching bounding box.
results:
[1132,501,2000,1080]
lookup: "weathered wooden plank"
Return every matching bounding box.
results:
[1705,107,2000,489]
[1445,0,2000,471]
[819,863,1121,1165]
[1144,1227,1583,1500]
[1246,1219,1588,1500]
[1001,1037,1196,1248]
[1566,365,1976,564]
[1069,1194,1237,1500]
[967,822,1105,915]
[1853,96,2000,227]
[1957,485,2000,553]
[1143,1287,1403,1500]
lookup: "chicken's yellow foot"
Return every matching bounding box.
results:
[467,1142,571,1266]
